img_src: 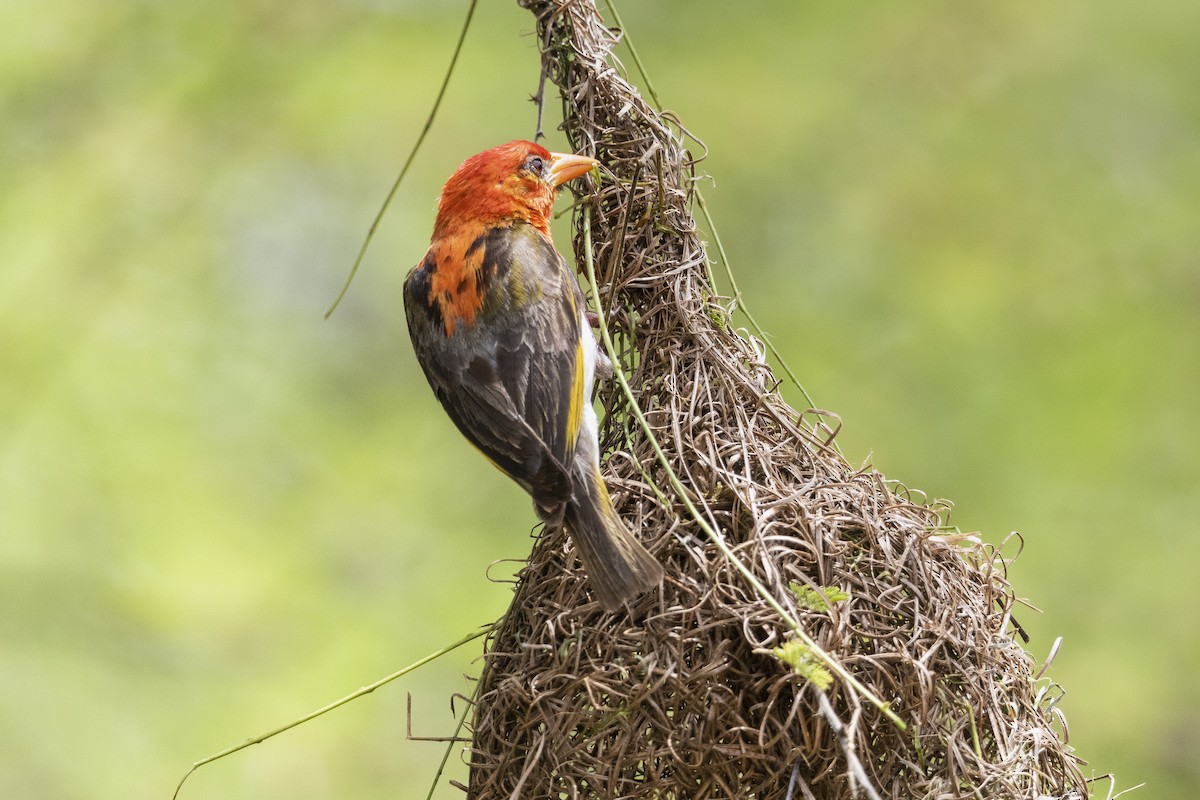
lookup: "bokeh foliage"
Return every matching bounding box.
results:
[1,1,1196,797]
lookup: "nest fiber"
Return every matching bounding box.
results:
[467,2,1089,797]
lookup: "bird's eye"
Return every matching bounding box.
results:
[523,154,546,176]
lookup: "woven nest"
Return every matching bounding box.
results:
[466,2,1090,798]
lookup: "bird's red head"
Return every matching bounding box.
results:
[432,140,598,240]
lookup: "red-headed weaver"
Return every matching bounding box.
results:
[403,141,663,610]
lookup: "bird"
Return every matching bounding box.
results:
[402,140,664,611]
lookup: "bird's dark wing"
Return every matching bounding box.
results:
[403,223,586,511]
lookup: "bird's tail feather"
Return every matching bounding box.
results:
[564,465,663,611]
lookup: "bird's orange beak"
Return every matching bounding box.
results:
[548,152,599,187]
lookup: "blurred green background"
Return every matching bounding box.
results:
[2,1,1196,797]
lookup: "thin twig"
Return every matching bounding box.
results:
[423,686,480,800]
[171,625,491,800]
[324,0,479,319]
[818,692,883,800]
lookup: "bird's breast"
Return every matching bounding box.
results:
[412,224,564,338]
[420,233,489,336]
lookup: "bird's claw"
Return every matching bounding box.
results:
[595,348,614,383]
[586,308,629,329]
